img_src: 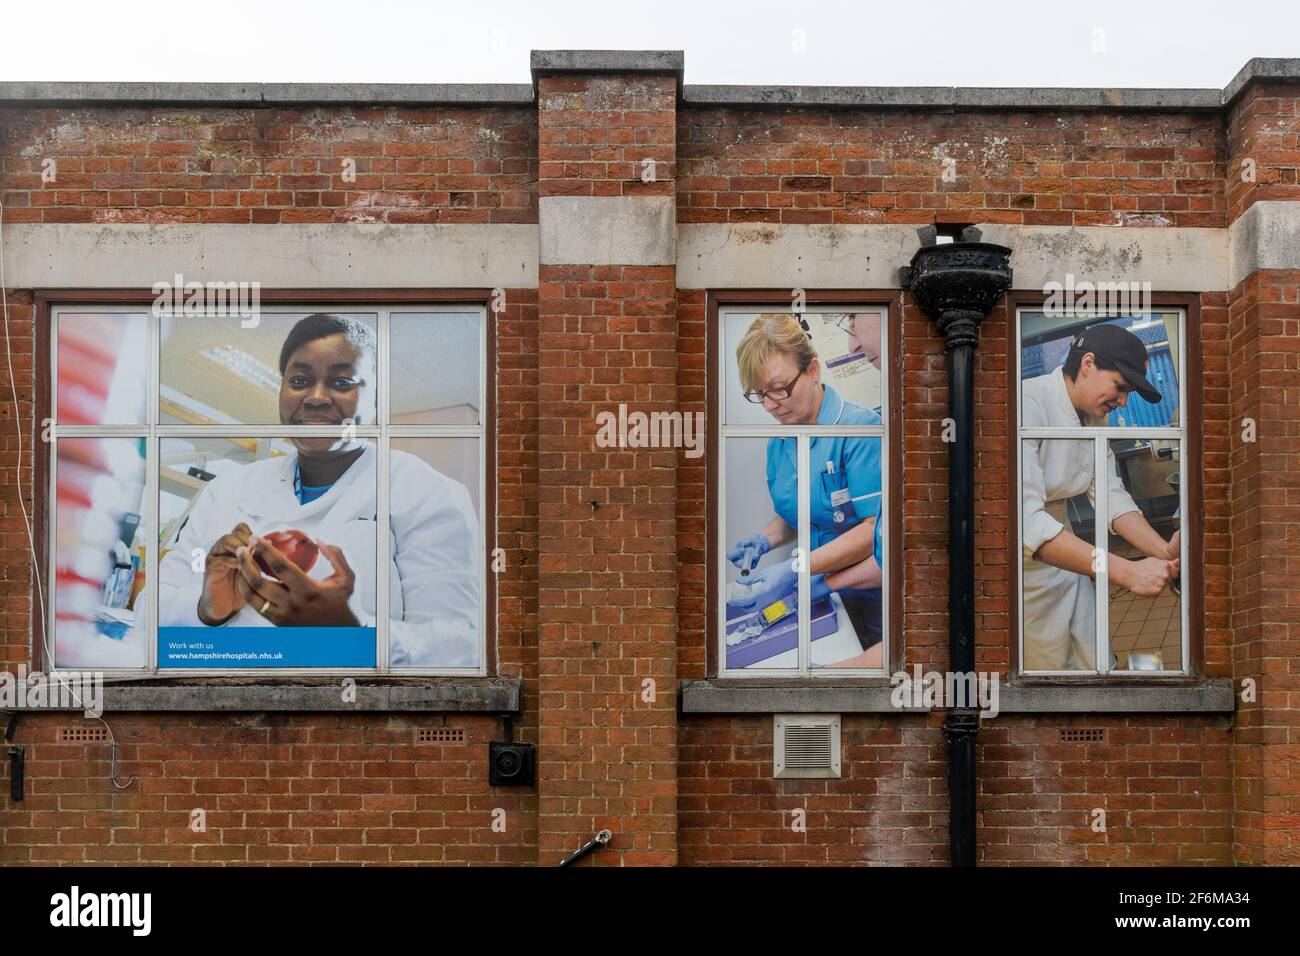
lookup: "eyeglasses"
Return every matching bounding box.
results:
[834,315,855,335]
[743,367,804,403]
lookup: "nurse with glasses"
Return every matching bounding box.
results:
[727,313,884,658]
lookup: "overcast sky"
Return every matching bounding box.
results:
[2,0,1295,89]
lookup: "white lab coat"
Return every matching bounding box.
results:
[158,442,480,668]
[1021,367,1138,670]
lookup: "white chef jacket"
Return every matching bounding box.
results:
[1021,367,1139,670]
[158,442,480,668]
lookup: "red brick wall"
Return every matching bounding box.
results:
[1223,84,1300,866]
[679,109,1224,227]
[0,713,536,864]
[673,282,1238,865]
[0,98,544,863]
[679,715,1233,865]
[0,80,1295,866]
[535,74,679,866]
[0,106,537,224]
[1224,269,1300,865]
[0,290,35,674]
[0,285,539,865]
[537,75,675,198]
[1226,83,1300,223]
[672,102,1250,865]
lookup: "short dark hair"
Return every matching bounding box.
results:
[1063,346,1121,381]
[278,313,376,375]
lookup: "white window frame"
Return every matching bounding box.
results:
[46,302,490,678]
[1015,306,1189,677]
[717,304,889,678]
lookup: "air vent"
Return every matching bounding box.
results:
[1058,728,1105,743]
[60,727,108,743]
[417,728,465,744]
[774,714,841,779]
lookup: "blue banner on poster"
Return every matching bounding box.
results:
[159,627,376,668]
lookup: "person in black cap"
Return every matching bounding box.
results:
[1020,323,1180,671]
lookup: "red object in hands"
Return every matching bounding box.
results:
[255,530,318,579]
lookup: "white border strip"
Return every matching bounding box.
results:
[8,208,1300,292]
[3,223,538,289]
[680,222,1231,291]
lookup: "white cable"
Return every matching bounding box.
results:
[0,195,135,789]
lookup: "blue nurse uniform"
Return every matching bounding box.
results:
[765,383,884,646]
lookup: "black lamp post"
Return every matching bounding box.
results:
[900,226,1012,868]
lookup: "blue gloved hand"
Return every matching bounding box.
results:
[746,563,798,612]
[726,533,771,571]
[748,568,833,614]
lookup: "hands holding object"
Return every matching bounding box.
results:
[726,533,771,571]
[197,523,359,627]
[736,564,833,614]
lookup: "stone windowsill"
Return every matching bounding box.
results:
[6,677,522,714]
[679,678,1235,715]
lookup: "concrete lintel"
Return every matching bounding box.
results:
[0,222,538,290]
[679,678,1234,715]
[540,195,676,266]
[0,81,536,107]
[1228,200,1300,288]
[678,222,1228,292]
[3,678,522,713]
[979,223,1228,292]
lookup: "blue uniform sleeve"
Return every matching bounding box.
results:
[873,496,883,565]
[765,437,799,532]
[842,435,882,517]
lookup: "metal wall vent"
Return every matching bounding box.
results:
[774,714,841,779]
[418,728,465,744]
[1058,728,1105,743]
[61,727,108,743]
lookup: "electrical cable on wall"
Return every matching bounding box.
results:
[0,196,135,790]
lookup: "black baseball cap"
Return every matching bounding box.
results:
[1068,324,1162,404]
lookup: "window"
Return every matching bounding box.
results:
[44,301,489,675]
[717,304,889,675]
[1016,305,1188,676]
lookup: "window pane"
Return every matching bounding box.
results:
[1021,310,1180,428]
[724,310,884,427]
[723,436,800,670]
[388,438,482,668]
[53,437,148,668]
[156,436,377,668]
[390,312,481,425]
[1108,439,1183,671]
[816,311,884,417]
[805,435,885,669]
[56,313,148,425]
[159,312,378,426]
[1021,437,1098,672]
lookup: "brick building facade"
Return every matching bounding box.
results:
[0,51,1296,866]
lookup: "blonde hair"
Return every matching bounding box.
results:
[735,313,817,393]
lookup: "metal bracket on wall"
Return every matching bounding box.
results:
[556,829,613,867]
[8,745,24,801]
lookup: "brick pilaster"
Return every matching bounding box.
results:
[1225,83,1300,866]
[534,54,680,865]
